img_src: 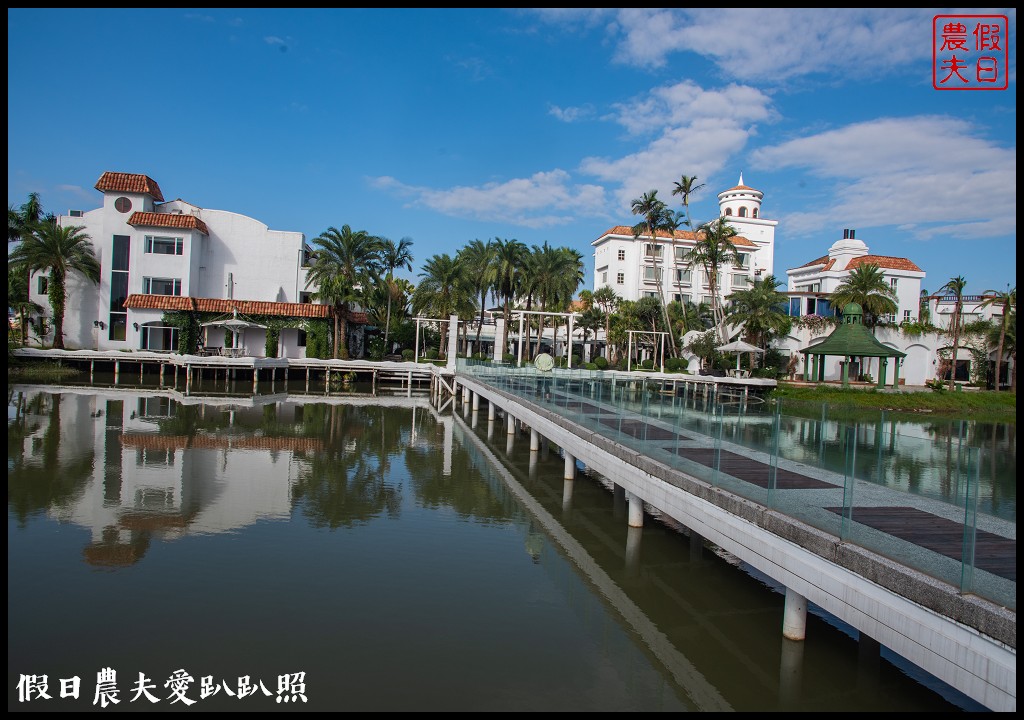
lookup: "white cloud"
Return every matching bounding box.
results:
[372,170,609,228]
[581,80,775,212]
[55,184,94,201]
[752,116,1017,240]
[548,104,594,123]
[534,8,936,83]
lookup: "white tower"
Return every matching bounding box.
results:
[717,173,778,277]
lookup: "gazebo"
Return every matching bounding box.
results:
[800,303,906,388]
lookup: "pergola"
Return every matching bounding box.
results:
[800,303,906,388]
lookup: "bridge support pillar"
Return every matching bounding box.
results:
[627,491,644,528]
[530,428,540,452]
[506,412,515,436]
[487,401,495,421]
[472,391,479,412]
[782,586,808,641]
[561,478,573,512]
[563,452,576,480]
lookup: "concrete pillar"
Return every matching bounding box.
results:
[506,432,514,455]
[159,363,165,386]
[487,401,495,422]
[446,314,458,371]
[90,361,95,383]
[507,412,516,436]
[253,368,259,394]
[782,586,808,641]
[530,428,540,452]
[472,391,480,412]
[305,368,310,393]
[493,318,505,362]
[561,478,573,512]
[626,491,644,528]
[462,384,470,405]
[487,419,494,440]
[529,450,538,477]
[114,361,120,384]
[563,452,576,480]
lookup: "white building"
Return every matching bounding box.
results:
[27,172,332,357]
[592,175,775,306]
[778,230,1010,387]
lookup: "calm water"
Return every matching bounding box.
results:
[8,385,986,711]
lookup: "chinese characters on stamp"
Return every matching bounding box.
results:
[934,14,1009,90]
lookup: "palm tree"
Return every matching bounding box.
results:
[305,225,384,359]
[980,287,1015,391]
[939,275,968,391]
[671,175,705,231]
[726,274,791,365]
[683,218,740,344]
[7,263,42,346]
[456,239,496,352]
[829,264,899,331]
[631,190,677,356]
[380,237,414,354]
[413,254,473,358]
[9,223,100,349]
[491,238,528,360]
[592,285,619,361]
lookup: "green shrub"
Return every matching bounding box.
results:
[584,362,598,370]
[594,356,608,370]
[665,357,683,372]
[502,353,515,365]
[425,349,439,360]
[402,349,414,361]
[639,359,654,370]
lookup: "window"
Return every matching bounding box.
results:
[890,278,899,290]
[643,266,661,283]
[725,208,732,216]
[601,271,607,284]
[675,268,692,285]
[674,246,687,262]
[673,293,692,305]
[109,235,130,340]
[789,298,801,317]
[299,292,313,304]
[616,272,624,285]
[114,197,132,213]
[732,273,749,289]
[642,291,658,299]
[752,208,758,218]
[617,249,625,261]
[739,207,747,217]
[701,295,713,305]
[644,243,663,259]
[144,235,184,255]
[142,277,182,296]
[140,325,179,352]
[904,310,912,322]
[37,276,48,294]
[735,253,749,269]
[297,329,307,348]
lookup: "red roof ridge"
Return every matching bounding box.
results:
[94,172,165,201]
[128,211,210,236]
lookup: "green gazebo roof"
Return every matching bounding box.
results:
[800,303,906,358]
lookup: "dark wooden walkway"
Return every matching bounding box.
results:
[668,446,835,489]
[826,506,1017,582]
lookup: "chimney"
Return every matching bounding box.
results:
[850,229,856,239]
[843,229,849,239]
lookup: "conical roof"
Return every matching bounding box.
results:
[801,303,905,358]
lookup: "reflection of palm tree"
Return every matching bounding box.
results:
[8,392,95,525]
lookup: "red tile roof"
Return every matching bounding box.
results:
[796,255,836,271]
[124,295,335,319]
[600,225,758,248]
[128,211,210,235]
[847,255,923,272]
[94,172,165,201]
[795,254,920,273]
[724,184,759,192]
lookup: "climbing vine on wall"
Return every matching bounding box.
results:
[303,318,331,359]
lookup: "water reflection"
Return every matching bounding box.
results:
[7,385,980,711]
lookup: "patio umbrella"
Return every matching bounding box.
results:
[201,311,267,353]
[716,339,765,371]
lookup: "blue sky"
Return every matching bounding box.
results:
[7,8,1017,297]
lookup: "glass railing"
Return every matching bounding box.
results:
[456,359,1014,610]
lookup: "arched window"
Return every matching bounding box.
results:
[752,208,758,218]
[739,207,747,217]
[724,208,732,216]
